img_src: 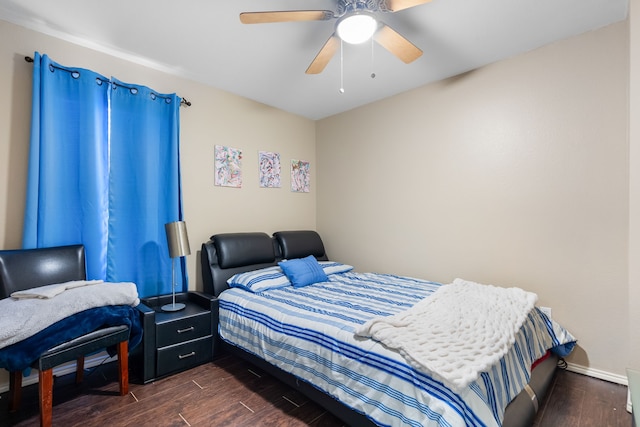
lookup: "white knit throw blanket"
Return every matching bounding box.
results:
[355,278,538,393]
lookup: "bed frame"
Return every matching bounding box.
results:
[201,230,558,427]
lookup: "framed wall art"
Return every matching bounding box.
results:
[215,145,242,188]
[259,151,281,188]
[291,159,310,193]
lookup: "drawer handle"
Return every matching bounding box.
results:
[179,351,196,360]
[177,326,195,334]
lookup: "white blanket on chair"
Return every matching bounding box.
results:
[355,278,538,392]
[10,279,104,299]
[0,281,139,350]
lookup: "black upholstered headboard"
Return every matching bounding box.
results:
[273,230,328,261]
[200,230,328,297]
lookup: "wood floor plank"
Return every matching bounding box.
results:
[79,381,202,426]
[535,377,585,426]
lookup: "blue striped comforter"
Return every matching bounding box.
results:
[218,272,575,427]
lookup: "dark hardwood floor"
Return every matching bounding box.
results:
[0,354,632,426]
[533,366,631,427]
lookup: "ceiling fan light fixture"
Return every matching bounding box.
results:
[336,13,377,44]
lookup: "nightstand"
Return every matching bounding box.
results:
[133,291,218,383]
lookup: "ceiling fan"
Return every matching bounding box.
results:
[239,0,432,74]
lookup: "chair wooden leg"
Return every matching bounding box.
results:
[38,368,53,427]
[75,355,85,384]
[9,370,22,412]
[117,340,129,396]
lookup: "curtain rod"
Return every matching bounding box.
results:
[24,56,192,107]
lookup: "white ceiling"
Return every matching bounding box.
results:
[0,0,629,120]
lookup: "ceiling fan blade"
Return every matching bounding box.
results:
[374,24,423,64]
[240,10,333,24]
[385,0,433,12]
[306,35,340,74]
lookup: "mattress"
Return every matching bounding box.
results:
[218,271,575,427]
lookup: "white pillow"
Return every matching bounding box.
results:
[227,266,291,293]
[318,261,354,275]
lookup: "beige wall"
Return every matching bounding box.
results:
[317,22,630,376]
[629,0,640,373]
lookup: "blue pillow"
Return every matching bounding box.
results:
[227,266,291,293]
[279,255,328,288]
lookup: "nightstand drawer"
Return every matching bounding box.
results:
[156,310,211,348]
[156,335,213,377]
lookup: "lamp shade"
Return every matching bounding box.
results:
[165,221,191,258]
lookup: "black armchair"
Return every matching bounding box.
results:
[0,245,131,427]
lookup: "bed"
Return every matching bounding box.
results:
[201,230,575,427]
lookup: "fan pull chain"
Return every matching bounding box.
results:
[371,37,376,79]
[339,39,345,94]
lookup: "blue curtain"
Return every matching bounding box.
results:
[23,53,110,278]
[23,53,186,298]
[108,79,184,297]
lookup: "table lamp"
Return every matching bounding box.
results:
[162,220,191,312]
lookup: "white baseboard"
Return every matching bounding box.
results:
[0,351,117,394]
[565,362,628,385]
